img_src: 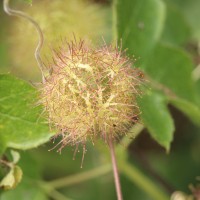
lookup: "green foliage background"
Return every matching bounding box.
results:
[0,0,200,199]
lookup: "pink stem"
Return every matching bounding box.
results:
[109,137,123,200]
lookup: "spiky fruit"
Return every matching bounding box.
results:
[40,39,142,151]
[8,0,110,80]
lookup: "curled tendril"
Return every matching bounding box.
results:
[3,0,46,82]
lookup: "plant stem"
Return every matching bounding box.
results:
[3,0,45,82]
[48,189,73,200]
[38,181,73,200]
[120,161,169,200]
[47,164,111,189]
[109,137,123,200]
[0,159,12,168]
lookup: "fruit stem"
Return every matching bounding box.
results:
[3,0,45,82]
[47,164,111,189]
[109,137,123,200]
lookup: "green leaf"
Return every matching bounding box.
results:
[0,150,22,190]
[0,166,23,190]
[0,151,48,200]
[10,150,20,164]
[0,151,44,195]
[0,74,53,151]
[138,91,175,150]
[0,179,47,200]
[169,97,200,126]
[161,4,191,45]
[167,0,200,40]
[143,43,200,124]
[115,0,166,61]
[144,43,197,103]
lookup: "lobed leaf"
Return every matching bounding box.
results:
[169,97,200,126]
[161,4,191,45]
[137,91,175,151]
[144,43,198,103]
[115,0,166,62]
[167,0,200,41]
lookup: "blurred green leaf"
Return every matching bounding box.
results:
[169,97,200,126]
[143,43,200,125]
[161,4,191,45]
[115,0,166,61]
[0,74,53,152]
[168,0,200,40]
[0,179,47,200]
[137,91,174,150]
[144,43,197,103]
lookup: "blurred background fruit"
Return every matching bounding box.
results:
[2,0,111,81]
